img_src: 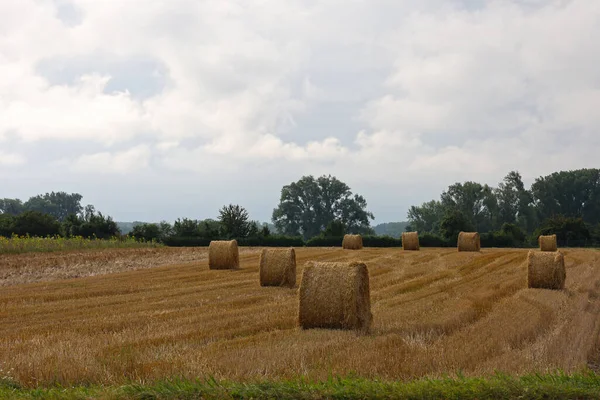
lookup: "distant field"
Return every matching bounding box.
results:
[1,247,599,388]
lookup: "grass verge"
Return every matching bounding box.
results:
[1,372,600,399]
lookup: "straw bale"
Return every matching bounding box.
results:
[527,250,566,290]
[539,235,558,252]
[402,231,420,251]
[259,248,296,287]
[342,234,363,250]
[208,240,239,270]
[457,232,480,252]
[298,261,372,332]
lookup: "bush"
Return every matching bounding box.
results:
[238,235,304,247]
[163,236,212,247]
[305,236,343,247]
[420,233,450,247]
[12,211,61,237]
[362,235,402,247]
[0,214,15,237]
[131,223,161,242]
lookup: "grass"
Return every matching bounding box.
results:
[0,235,161,254]
[1,372,599,399]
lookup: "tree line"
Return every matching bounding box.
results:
[407,169,600,247]
[2,169,600,247]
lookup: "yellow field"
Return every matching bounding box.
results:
[1,247,600,387]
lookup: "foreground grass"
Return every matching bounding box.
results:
[1,373,600,399]
[0,235,161,254]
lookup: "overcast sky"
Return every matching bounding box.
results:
[1,0,599,224]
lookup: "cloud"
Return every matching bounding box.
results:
[1,0,599,223]
[0,152,26,166]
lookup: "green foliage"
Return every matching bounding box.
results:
[536,215,592,246]
[407,200,446,234]
[323,220,346,237]
[62,206,120,239]
[362,235,402,247]
[23,192,83,222]
[3,372,600,399]
[12,211,61,237]
[440,210,474,240]
[0,198,24,215]
[532,168,600,225]
[419,233,450,247]
[272,175,374,239]
[131,223,161,242]
[0,214,15,237]
[0,235,160,254]
[237,235,304,247]
[219,204,250,239]
[305,235,343,247]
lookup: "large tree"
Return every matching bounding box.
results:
[24,192,83,221]
[272,175,374,239]
[531,169,600,225]
[496,171,535,232]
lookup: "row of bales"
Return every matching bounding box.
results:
[207,233,565,332]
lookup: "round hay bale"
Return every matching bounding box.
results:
[457,232,480,252]
[342,234,363,250]
[259,248,296,287]
[298,261,372,332]
[402,231,420,251]
[208,240,239,270]
[539,234,558,252]
[527,250,566,290]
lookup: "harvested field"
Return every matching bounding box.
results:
[1,247,600,387]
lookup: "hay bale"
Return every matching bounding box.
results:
[527,250,566,290]
[402,231,420,251]
[259,248,296,287]
[208,240,239,270]
[539,234,558,252]
[457,232,480,252]
[298,261,372,332]
[342,234,363,250]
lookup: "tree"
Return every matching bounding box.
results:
[131,223,161,242]
[173,218,201,237]
[323,220,346,237]
[24,192,83,221]
[272,175,374,239]
[440,210,474,240]
[441,181,495,231]
[13,211,61,237]
[496,171,535,232]
[218,204,250,239]
[0,214,15,236]
[531,169,600,226]
[537,215,591,246]
[407,200,446,233]
[62,205,119,239]
[0,198,24,215]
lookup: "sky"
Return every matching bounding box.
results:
[1,0,599,224]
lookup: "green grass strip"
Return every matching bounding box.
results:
[1,372,600,399]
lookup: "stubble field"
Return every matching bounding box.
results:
[1,246,600,388]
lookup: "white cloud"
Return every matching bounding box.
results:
[1,0,599,223]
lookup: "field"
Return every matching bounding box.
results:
[1,247,600,390]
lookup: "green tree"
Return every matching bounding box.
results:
[532,169,600,225]
[0,214,15,236]
[0,198,24,215]
[13,211,61,237]
[272,175,374,239]
[440,210,475,241]
[131,223,161,242]
[407,200,446,233]
[323,220,346,237]
[537,215,591,246]
[173,218,201,237]
[219,204,250,239]
[24,192,83,221]
[496,171,535,232]
[63,205,119,239]
[441,181,495,231]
